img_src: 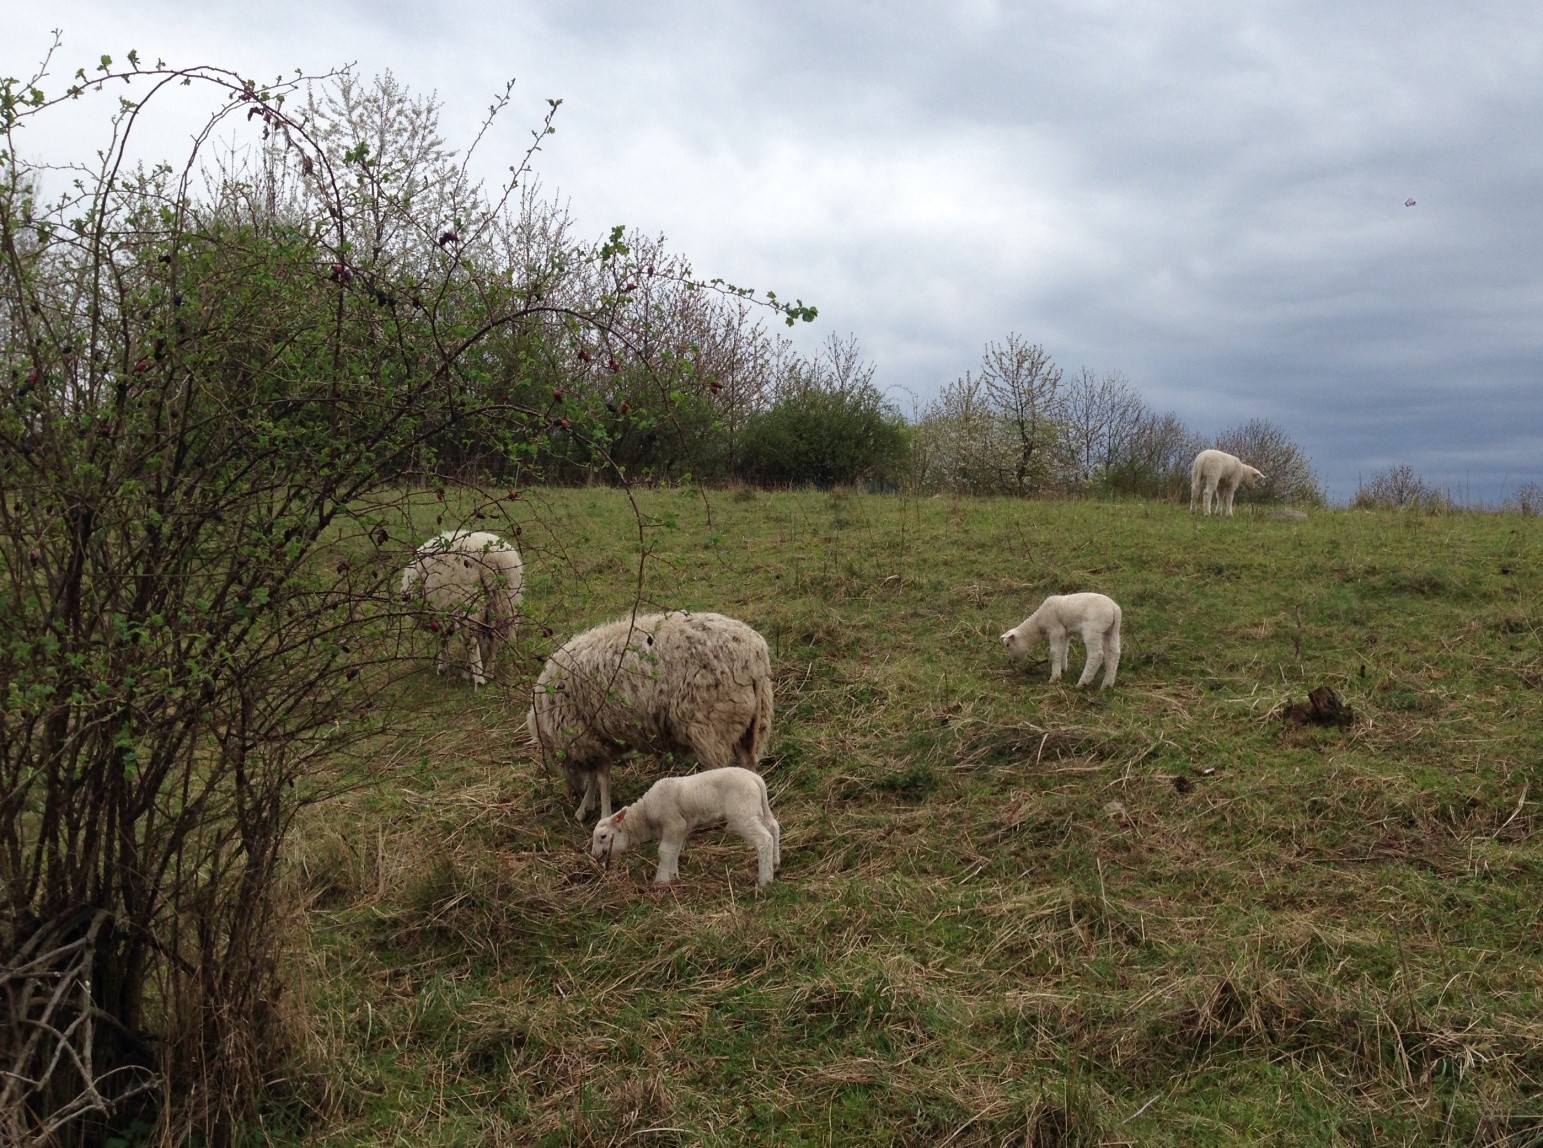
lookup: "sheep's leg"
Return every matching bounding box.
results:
[477,631,496,682]
[654,834,685,884]
[468,634,486,688]
[597,764,612,822]
[752,827,777,887]
[728,811,777,887]
[763,796,781,869]
[1048,635,1070,681]
[756,786,781,869]
[436,637,452,676]
[1077,626,1104,687]
[1102,628,1121,689]
[1203,482,1215,516]
[576,773,596,822]
[1222,480,1236,517]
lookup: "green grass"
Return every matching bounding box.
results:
[263,490,1543,1146]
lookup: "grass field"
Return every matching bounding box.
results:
[263,489,1543,1146]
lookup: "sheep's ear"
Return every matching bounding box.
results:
[614,807,627,823]
[1000,633,1012,644]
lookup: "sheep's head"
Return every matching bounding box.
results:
[591,807,631,864]
[1001,625,1036,661]
[1242,466,1265,487]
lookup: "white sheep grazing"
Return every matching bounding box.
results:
[528,611,774,823]
[591,767,782,887]
[1190,449,1266,517]
[1001,592,1123,689]
[400,530,523,688]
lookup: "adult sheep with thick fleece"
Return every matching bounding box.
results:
[1191,449,1266,517]
[1001,592,1123,689]
[528,611,774,823]
[591,766,782,887]
[400,530,523,688]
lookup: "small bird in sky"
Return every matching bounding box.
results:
[1405,198,1417,207]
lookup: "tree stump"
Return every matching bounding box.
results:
[1282,685,1354,728]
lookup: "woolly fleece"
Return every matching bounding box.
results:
[528,611,773,822]
[400,531,524,688]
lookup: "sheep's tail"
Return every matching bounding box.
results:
[758,773,774,823]
[735,671,775,770]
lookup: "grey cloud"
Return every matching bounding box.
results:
[6,0,1541,500]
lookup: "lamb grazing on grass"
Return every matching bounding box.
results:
[1001,592,1123,689]
[591,766,781,887]
[1191,449,1266,517]
[528,611,774,823]
[400,530,523,688]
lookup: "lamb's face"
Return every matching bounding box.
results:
[1001,626,1034,662]
[1243,466,1265,488]
[591,809,631,862]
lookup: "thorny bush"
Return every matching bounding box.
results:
[0,42,809,1146]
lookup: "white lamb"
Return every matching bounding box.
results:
[590,766,782,887]
[528,611,774,823]
[1001,592,1123,689]
[400,530,523,688]
[1190,449,1266,517]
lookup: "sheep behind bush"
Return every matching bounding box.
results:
[400,530,524,687]
[527,611,774,822]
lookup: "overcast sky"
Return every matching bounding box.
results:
[7,1,1542,501]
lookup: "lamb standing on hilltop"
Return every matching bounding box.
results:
[400,530,523,688]
[1191,449,1266,517]
[528,611,774,823]
[591,766,782,887]
[1001,592,1123,689]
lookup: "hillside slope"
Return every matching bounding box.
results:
[269,491,1543,1147]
